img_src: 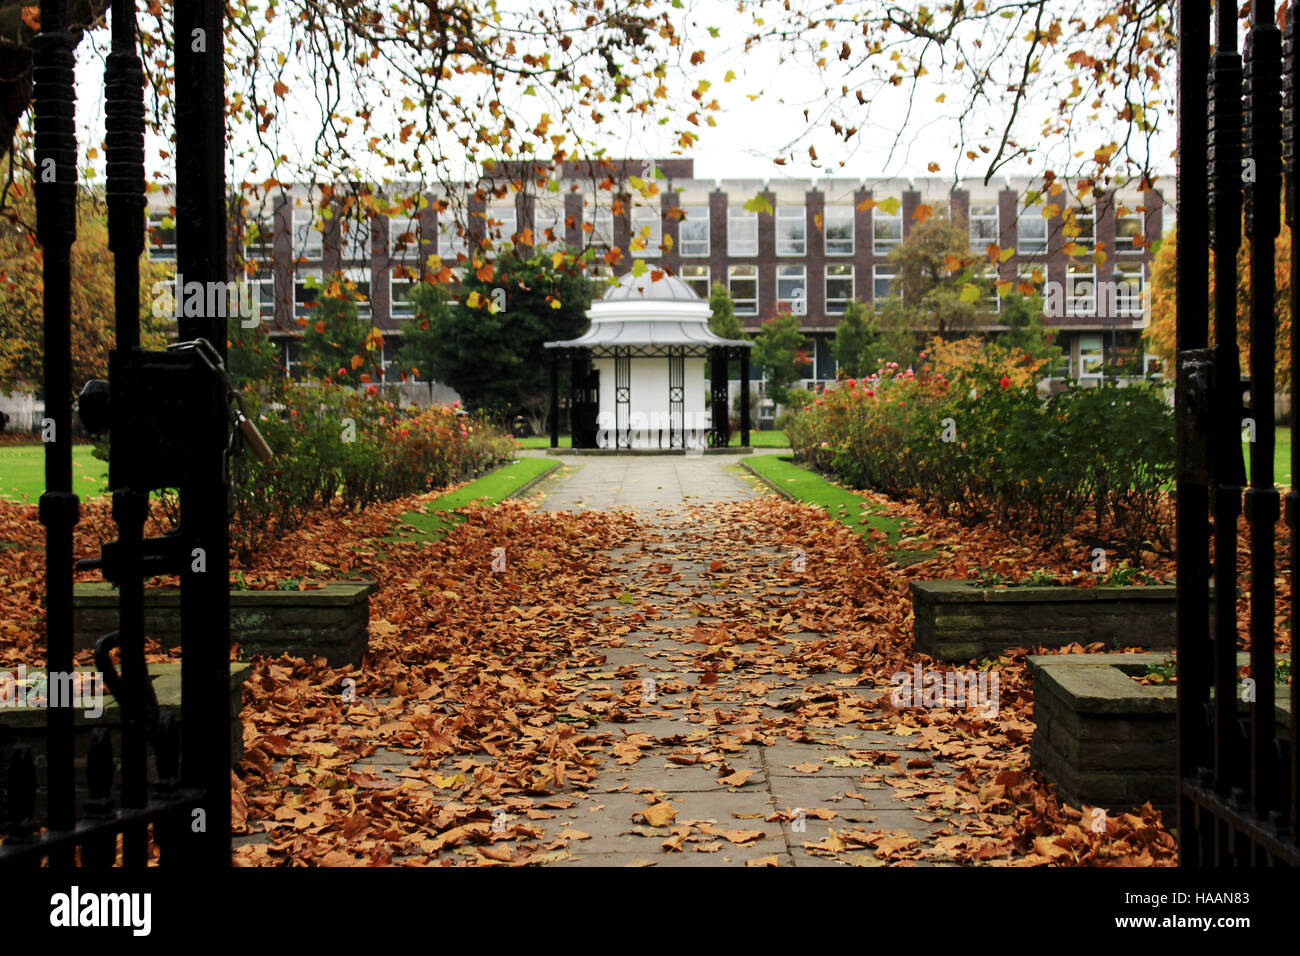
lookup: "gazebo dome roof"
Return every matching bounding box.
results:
[600,270,700,302]
[544,268,752,357]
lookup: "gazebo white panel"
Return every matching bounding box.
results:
[594,356,709,450]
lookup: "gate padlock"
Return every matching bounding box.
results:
[234,408,273,463]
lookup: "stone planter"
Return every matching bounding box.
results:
[910,580,1199,661]
[0,662,250,822]
[1027,652,1291,815]
[72,580,378,668]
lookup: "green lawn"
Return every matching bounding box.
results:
[1244,428,1292,486]
[732,429,788,448]
[516,435,571,449]
[0,444,107,503]
[379,457,561,545]
[743,455,936,563]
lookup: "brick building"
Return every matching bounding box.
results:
[144,158,1170,397]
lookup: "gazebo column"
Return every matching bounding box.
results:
[569,353,587,448]
[549,352,559,449]
[709,347,729,448]
[739,347,751,448]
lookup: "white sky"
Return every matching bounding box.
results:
[63,2,1177,191]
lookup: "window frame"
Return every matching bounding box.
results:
[823,205,854,256]
[776,264,807,315]
[147,211,176,261]
[294,267,323,319]
[679,264,710,300]
[776,205,807,256]
[872,264,897,304]
[678,205,710,257]
[728,207,759,257]
[1018,204,1049,254]
[728,264,758,316]
[968,203,1000,249]
[630,205,662,258]
[292,207,323,259]
[825,263,853,315]
[872,203,902,255]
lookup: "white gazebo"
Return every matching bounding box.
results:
[544,271,753,451]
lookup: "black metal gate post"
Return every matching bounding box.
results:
[1,0,236,869]
[104,0,152,869]
[174,0,232,868]
[1176,0,1300,866]
[709,347,729,448]
[739,346,751,448]
[33,0,81,869]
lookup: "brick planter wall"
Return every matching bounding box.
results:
[910,580,1198,661]
[1027,653,1291,816]
[72,581,378,668]
[0,663,250,823]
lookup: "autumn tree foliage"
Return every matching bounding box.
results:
[1144,220,1292,394]
[752,310,811,406]
[0,183,169,395]
[297,272,385,388]
[398,250,591,417]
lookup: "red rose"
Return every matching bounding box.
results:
[999,375,1011,389]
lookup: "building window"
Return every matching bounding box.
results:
[1068,205,1095,251]
[344,267,371,321]
[777,265,806,314]
[1078,334,1104,380]
[533,203,565,247]
[1016,264,1045,297]
[1019,202,1048,253]
[678,205,709,257]
[825,264,853,314]
[728,207,758,256]
[147,212,176,261]
[389,215,419,262]
[823,205,854,256]
[1066,264,1095,316]
[776,205,806,256]
[488,203,517,251]
[244,215,275,261]
[679,264,710,300]
[728,264,758,315]
[585,205,614,253]
[969,203,999,249]
[872,264,896,304]
[253,271,274,322]
[1115,209,1144,252]
[437,214,468,262]
[1112,266,1145,316]
[295,268,322,319]
[340,216,371,263]
[631,205,661,258]
[293,207,323,259]
[873,202,902,254]
[391,269,415,320]
[980,266,1000,313]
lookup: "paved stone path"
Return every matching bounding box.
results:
[513,453,948,866]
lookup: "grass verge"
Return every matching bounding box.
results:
[0,444,107,503]
[379,457,561,546]
[742,455,937,564]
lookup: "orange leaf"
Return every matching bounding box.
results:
[350,354,365,370]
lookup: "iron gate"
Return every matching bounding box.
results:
[1176,0,1299,865]
[0,0,233,867]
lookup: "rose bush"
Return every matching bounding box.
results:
[232,382,515,558]
[785,342,1174,546]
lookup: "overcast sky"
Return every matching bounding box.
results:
[65,2,1177,190]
